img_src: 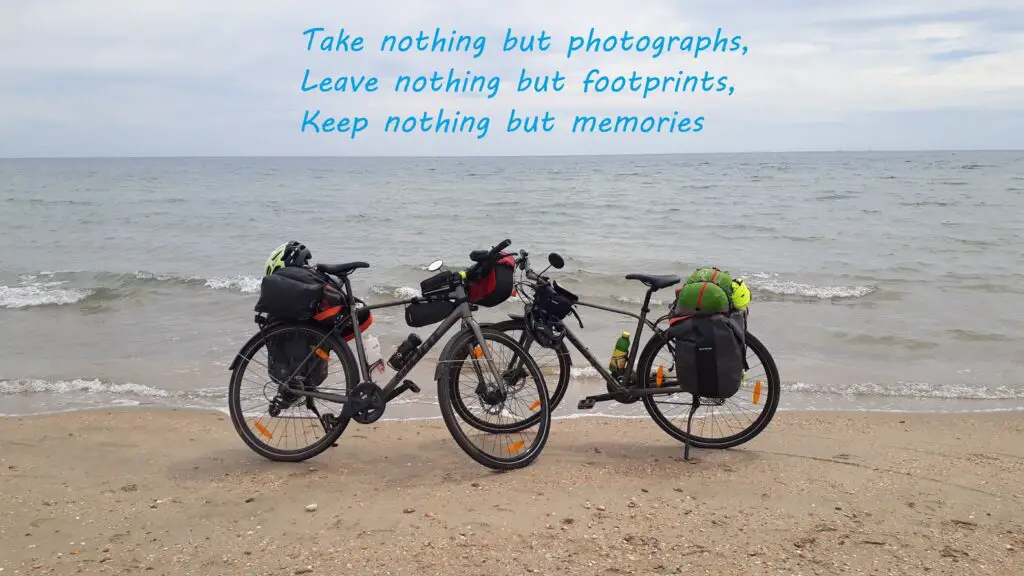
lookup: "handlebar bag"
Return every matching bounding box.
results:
[666,309,747,400]
[468,253,516,307]
[533,281,578,320]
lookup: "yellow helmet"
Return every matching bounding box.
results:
[264,241,311,276]
[731,278,751,310]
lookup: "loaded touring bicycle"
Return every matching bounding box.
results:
[226,239,552,471]
[485,249,781,460]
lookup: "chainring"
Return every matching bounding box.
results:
[350,381,386,424]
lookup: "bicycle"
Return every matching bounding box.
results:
[485,249,780,459]
[226,239,552,471]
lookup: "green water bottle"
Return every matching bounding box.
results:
[608,331,630,377]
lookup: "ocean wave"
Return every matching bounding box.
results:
[2,270,263,310]
[370,284,422,299]
[0,378,225,400]
[782,380,1024,400]
[0,282,93,309]
[746,273,876,300]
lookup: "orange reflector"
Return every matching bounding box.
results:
[529,399,541,411]
[656,365,664,387]
[753,380,762,405]
[472,344,493,358]
[254,421,273,440]
[314,347,329,360]
[507,440,525,454]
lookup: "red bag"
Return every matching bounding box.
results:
[468,254,516,307]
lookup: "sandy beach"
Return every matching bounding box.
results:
[0,409,1021,575]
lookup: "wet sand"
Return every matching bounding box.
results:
[0,409,1022,575]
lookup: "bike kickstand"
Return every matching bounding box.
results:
[683,396,701,461]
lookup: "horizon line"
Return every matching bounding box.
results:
[1,147,1021,161]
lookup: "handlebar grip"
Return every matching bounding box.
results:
[469,249,489,262]
[493,239,511,254]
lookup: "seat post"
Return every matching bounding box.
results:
[640,287,654,315]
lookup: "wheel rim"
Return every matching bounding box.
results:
[230,326,351,455]
[445,332,550,463]
[642,334,778,446]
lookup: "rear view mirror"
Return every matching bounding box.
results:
[548,253,565,269]
[427,259,443,272]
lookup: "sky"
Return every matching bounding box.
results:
[1,0,1023,157]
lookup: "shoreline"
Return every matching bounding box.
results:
[3,401,1023,420]
[1,409,1022,575]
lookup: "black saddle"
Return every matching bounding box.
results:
[316,261,369,276]
[624,273,681,291]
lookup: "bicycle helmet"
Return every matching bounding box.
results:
[524,305,567,348]
[264,241,312,276]
[731,278,751,310]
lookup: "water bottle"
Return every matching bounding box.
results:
[608,331,630,377]
[364,333,386,377]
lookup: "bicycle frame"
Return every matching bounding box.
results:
[566,296,671,388]
[508,263,696,399]
[290,272,508,407]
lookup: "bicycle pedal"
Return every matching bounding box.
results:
[403,379,421,394]
[577,397,597,410]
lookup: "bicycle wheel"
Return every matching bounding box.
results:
[486,318,572,413]
[227,322,359,462]
[636,331,780,449]
[438,326,552,471]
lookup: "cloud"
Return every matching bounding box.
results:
[0,0,1022,156]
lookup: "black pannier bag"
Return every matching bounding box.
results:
[405,300,456,328]
[255,266,331,391]
[468,254,516,307]
[668,309,747,400]
[265,328,329,390]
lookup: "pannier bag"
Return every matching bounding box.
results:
[265,328,329,390]
[256,265,373,394]
[668,309,747,400]
[406,300,456,328]
[665,266,751,400]
[533,281,578,320]
[468,253,516,307]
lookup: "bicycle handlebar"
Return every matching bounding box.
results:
[469,238,511,263]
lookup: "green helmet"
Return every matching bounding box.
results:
[264,241,312,276]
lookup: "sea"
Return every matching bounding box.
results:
[2,152,1023,420]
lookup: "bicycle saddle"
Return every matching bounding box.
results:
[624,273,681,291]
[316,261,370,275]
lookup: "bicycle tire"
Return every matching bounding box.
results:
[438,327,552,471]
[227,322,359,462]
[636,330,781,449]
[485,318,572,413]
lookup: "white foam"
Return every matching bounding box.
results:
[746,273,875,299]
[203,275,261,294]
[783,380,1023,400]
[371,285,421,299]
[0,378,173,397]
[0,283,92,309]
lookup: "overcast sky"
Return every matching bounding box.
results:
[1,0,1023,157]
